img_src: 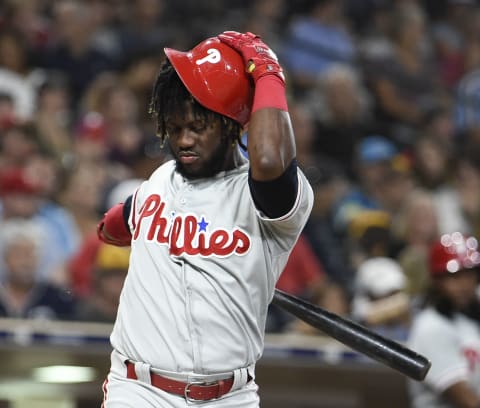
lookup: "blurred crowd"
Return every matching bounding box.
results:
[0,0,479,343]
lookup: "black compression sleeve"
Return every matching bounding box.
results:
[248,159,298,218]
[122,195,132,229]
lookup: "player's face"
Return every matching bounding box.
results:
[436,269,478,310]
[167,105,231,179]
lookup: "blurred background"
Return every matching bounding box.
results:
[0,0,479,407]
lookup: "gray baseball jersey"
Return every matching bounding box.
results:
[110,157,314,375]
[407,307,480,408]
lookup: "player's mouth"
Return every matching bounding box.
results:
[178,152,199,164]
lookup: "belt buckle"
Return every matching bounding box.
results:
[184,380,213,404]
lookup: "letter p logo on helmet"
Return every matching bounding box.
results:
[195,48,221,66]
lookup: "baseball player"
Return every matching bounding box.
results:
[407,232,480,408]
[97,31,314,407]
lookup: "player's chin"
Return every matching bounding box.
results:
[175,161,210,179]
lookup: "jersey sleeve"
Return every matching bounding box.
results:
[252,167,314,282]
[408,313,470,393]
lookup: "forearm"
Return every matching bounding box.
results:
[246,62,294,181]
[443,381,480,408]
[248,107,295,181]
[218,31,296,181]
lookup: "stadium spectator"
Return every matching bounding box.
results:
[351,256,411,341]
[38,0,117,107]
[59,161,107,240]
[302,158,355,294]
[280,0,357,97]
[0,28,36,121]
[394,189,439,304]
[407,232,480,408]
[355,0,394,63]
[346,209,393,269]
[0,167,79,286]
[304,64,374,179]
[0,218,77,320]
[418,104,456,149]
[76,243,129,323]
[68,177,142,298]
[289,101,319,171]
[33,72,73,159]
[1,0,51,50]
[0,92,16,130]
[114,0,176,66]
[241,0,287,53]
[454,67,480,143]
[333,136,412,233]
[269,233,350,334]
[430,0,478,88]
[363,3,447,146]
[412,133,471,235]
[455,148,480,238]
[0,122,44,172]
[120,49,165,132]
[266,233,328,333]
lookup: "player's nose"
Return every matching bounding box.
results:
[175,128,196,148]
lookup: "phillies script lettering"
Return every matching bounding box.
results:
[463,348,480,372]
[133,194,251,257]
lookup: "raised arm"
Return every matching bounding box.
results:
[218,32,295,181]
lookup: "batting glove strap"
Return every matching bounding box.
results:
[218,31,285,83]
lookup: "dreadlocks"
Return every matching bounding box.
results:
[149,59,246,150]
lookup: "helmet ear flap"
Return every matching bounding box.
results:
[164,37,253,127]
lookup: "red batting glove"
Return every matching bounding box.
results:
[218,31,284,83]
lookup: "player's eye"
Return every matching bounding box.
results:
[166,125,180,135]
[190,123,206,133]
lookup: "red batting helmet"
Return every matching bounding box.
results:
[164,37,253,126]
[429,232,480,277]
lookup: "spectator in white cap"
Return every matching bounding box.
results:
[351,256,411,341]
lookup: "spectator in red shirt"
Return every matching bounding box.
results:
[267,233,349,333]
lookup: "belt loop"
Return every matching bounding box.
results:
[230,367,248,392]
[134,361,152,385]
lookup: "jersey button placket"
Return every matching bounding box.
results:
[176,181,189,207]
[180,183,194,205]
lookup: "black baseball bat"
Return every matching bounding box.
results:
[271,289,431,381]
